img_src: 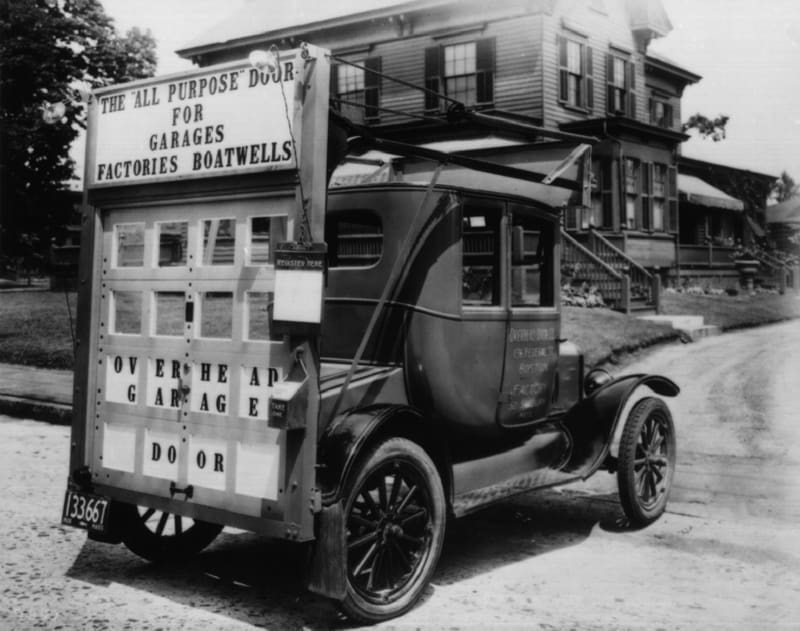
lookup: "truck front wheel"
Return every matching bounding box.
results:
[115,502,223,563]
[617,397,676,526]
[340,437,446,623]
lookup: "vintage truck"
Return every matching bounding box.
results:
[61,46,678,623]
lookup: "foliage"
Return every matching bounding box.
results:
[771,171,799,203]
[682,113,729,142]
[0,0,156,259]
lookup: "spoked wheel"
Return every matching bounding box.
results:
[340,438,445,624]
[617,397,676,526]
[115,502,223,563]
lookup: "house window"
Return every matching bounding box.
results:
[425,39,494,111]
[589,159,613,228]
[624,158,639,229]
[650,98,673,129]
[607,54,635,117]
[332,57,381,123]
[652,163,667,231]
[558,36,593,110]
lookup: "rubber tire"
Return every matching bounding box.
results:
[115,502,223,563]
[339,437,446,624]
[617,397,676,527]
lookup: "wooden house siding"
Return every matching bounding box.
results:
[542,0,647,130]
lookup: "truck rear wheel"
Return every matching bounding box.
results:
[617,397,676,526]
[340,437,446,623]
[115,502,223,563]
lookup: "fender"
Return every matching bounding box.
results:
[316,404,451,505]
[560,374,679,478]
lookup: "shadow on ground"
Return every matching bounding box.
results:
[65,488,628,629]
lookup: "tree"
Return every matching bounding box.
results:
[771,171,798,202]
[682,113,730,142]
[0,0,157,262]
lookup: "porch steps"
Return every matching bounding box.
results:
[637,314,722,342]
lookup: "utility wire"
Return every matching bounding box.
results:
[330,97,451,125]
[327,54,464,109]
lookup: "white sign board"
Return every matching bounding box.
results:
[89,56,299,187]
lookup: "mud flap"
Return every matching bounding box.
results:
[307,501,347,600]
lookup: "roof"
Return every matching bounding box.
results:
[678,174,744,211]
[178,0,437,56]
[645,51,701,84]
[766,196,800,224]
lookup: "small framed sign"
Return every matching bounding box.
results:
[272,242,326,334]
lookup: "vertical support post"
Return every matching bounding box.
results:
[621,275,631,314]
[792,264,800,291]
[652,273,662,313]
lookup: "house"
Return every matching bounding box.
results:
[177,0,780,307]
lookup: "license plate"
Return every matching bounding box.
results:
[61,489,110,534]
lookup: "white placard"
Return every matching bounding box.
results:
[90,56,298,186]
[190,361,231,416]
[239,365,282,420]
[142,429,180,480]
[187,436,227,491]
[105,354,140,405]
[235,440,280,500]
[102,424,137,473]
[273,269,324,323]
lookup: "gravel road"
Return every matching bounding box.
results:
[2,320,799,630]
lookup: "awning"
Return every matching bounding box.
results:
[766,196,800,224]
[678,174,744,211]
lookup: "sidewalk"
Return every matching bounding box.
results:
[0,363,73,424]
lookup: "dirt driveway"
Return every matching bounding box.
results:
[2,320,799,629]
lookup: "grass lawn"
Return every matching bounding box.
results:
[0,290,78,370]
[562,307,678,368]
[1,288,799,371]
[660,291,800,330]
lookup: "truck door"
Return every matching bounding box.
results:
[95,196,298,526]
[496,204,559,427]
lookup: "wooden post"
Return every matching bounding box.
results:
[793,264,800,291]
[621,275,631,314]
[652,273,662,314]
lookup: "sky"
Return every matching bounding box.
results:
[89,0,800,182]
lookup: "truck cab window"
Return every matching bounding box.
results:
[462,207,501,306]
[326,212,383,268]
[510,211,552,307]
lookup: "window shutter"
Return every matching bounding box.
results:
[667,165,678,233]
[641,163,652,231]
[364,57,381,122]
[330,64,340,110]
[606,53,615,114]
[558,36,568,102]
[601,160,613,228]
[627,61,636,118]
[585,46,593,111]
[424,46,442,111]
[476,38,495,105]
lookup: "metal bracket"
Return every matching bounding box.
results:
[169,482,194,499]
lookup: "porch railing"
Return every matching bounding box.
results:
[587,229,658,307]
[678,244,736,267]
[561,229,630,311]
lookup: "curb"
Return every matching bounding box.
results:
[0,395,72,425]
